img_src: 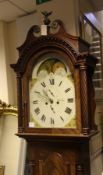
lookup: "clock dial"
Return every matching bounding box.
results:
[29,57,76,128]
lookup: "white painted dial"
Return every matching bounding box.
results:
[29,72,76,128]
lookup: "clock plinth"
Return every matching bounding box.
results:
[11,20,98,175]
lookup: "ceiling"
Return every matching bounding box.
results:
[0,0,36,22]
[0,0,103,22]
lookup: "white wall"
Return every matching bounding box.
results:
[0,21,18,105]
[0,116,21,175]
[6,21,18,105]
[0,22,9,103]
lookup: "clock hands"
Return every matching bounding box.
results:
[48,89,55,97]
[34,89,65,108]
[34,90,55,113]
[43,89,65,104]
[34,91,49,102]
[34,90,54,105]
[43,90,53,104]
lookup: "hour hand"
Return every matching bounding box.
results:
[48,89,55,97]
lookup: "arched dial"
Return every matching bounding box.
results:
[29,58,76,128]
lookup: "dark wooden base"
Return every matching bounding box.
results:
[22,134,95,175]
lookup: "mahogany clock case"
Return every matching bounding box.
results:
[11,20,98,175]
[11,20,97,137]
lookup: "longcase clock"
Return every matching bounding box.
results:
[11,19,98,175]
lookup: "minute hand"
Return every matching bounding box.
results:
[34,91,49,101]
[43,90,53,103]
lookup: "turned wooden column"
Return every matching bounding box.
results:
[79,61,90,134]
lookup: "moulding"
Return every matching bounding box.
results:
[0,100,18,117]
